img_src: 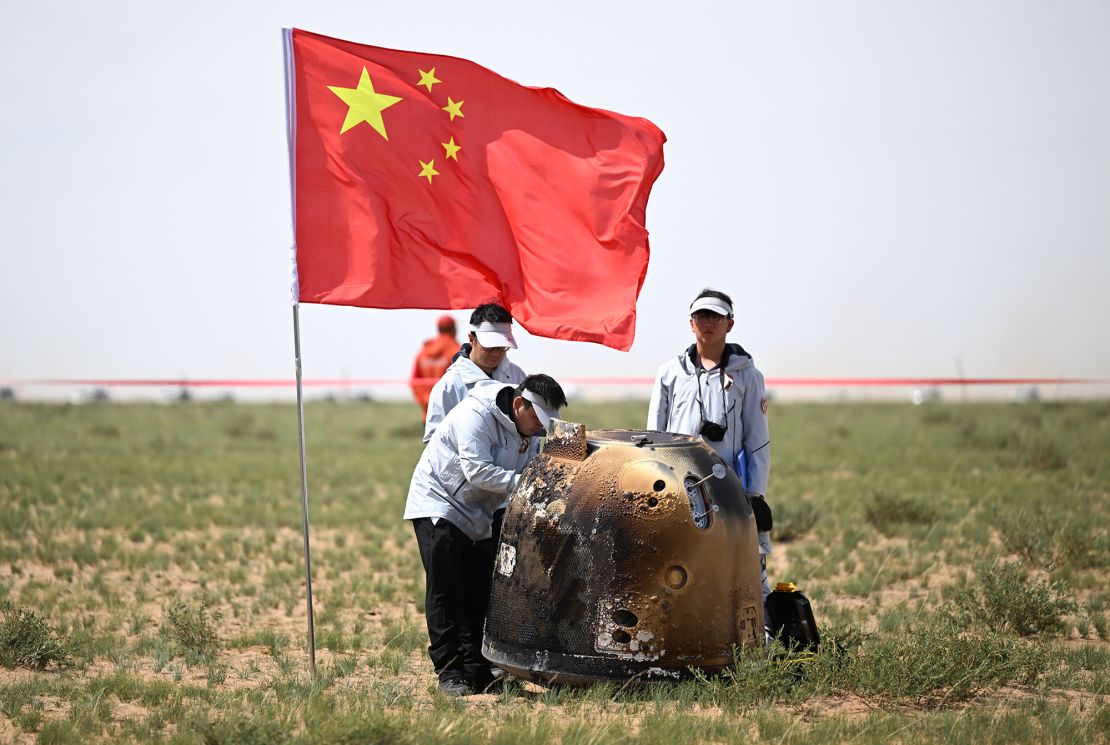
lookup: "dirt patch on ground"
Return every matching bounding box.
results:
[34,695,70,722]
[111,699,151,722]
[0,668,48,686]
[798,693,877,720]
[0,714,34,745]
[992,685,1108,714]
[0,562,57,584]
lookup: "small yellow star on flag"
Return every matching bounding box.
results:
[417,67,441,92]
[443,97,465,121]
[441,137,461,161]
[327,68,402,139]
[418,159,439,183]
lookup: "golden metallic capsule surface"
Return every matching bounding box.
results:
[483,425,764,684]
[665,566,688,590]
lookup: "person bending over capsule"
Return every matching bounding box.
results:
[404,373,567,696]
[421,302,528,553]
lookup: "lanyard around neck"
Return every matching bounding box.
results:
[695,367,735,425]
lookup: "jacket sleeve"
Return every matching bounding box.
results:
[646,364,670,431]
[741,369,771,497]
[456,410,519,499]
[423,375,462,444]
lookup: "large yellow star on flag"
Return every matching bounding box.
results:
[443,97,465,121]
[417,67,441,93]
[441,137,461,161]
[327,68,402,139]
[418,159,439,184]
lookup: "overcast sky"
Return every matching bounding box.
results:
[2,1,1107,397]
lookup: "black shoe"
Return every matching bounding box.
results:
[438,675,472,696]
[473,676,503,694]
[469,666,505,694]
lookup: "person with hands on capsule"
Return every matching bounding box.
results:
[404,373,567,695]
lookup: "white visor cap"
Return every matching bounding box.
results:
[472,321,517,349]
[521,388,560,430]
[689,295,733,317]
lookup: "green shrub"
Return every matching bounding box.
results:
[228,628,288,658]
[997,509,1107,571]
[864,492,937,535]
[722,619,1045,708]
[789,619,1046,707]
[185,713,294,745]
[1093,611,1110,642]
[850,620,1047,705]
[721,642,809,704]
[0,602,74,670]
[950,562,1077,636]
[162,599,222,661]
[774,499,820,542]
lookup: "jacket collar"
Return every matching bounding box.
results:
[448,343,504,385]
[684,343,751,373]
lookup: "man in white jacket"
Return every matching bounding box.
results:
[423,303,527,444]
[647,288,773,599]
[405,374,567,695]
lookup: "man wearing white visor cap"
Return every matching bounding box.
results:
[424,303,526,444]
[472,320,516,349]
[405,373,567,695]
[647,288,773,602]
[520,387,560,431]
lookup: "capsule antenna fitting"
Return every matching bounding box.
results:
[690,463,728,488]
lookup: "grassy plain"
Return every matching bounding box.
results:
[0,399,1107,743]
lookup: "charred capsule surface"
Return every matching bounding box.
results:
[483,425,764,684]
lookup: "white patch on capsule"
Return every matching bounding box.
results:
[497,543,517,577]
[644,667,681,679]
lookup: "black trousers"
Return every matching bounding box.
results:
[412,515,501,686]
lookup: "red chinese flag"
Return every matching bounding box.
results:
[284,28,665,351]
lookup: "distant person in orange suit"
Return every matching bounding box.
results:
[410,315,459,420]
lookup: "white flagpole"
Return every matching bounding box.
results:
[293,303,317,675]
[284,29,316,676]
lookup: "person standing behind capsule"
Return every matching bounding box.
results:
[423,303,527,443]
[646,288,773,600]
[409,315,459,421]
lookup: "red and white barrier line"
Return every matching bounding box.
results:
[4,377,1105,388]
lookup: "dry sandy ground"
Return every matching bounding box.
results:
[1,525,1106,740]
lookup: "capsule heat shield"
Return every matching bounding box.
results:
[483,427,764,684]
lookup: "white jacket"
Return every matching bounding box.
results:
[648,344,772,560]
[404,384,538,541]
[423,345,526,443]
[647,343,770,497]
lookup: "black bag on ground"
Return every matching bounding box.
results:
[765,582,820,652]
